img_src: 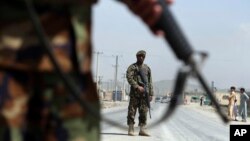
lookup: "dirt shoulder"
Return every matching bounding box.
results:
[184,103,250,124]
[101,101,128,109]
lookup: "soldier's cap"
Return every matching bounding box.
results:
[136,50,146,56]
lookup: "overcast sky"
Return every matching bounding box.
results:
[92,0,250,89]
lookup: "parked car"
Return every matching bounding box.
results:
[161,96,170,103]
[203,98,212,105]
[190,96,199,103]
[155,96,163,103]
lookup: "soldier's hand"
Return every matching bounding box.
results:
[122,0,174,35]
[137,86,145,93]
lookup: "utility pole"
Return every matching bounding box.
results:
[211,81,215,93]
[114,55,119,101]
[211,81,216,106]
[122,73,126,101]
[98,76,103,100]
[95,51,103,93]
[109,79,113,92]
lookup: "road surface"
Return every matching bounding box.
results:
[101,102,235,141]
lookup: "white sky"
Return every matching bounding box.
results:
[92,0,250,89]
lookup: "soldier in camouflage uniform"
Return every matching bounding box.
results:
[126,50,153,136]
[0,0,173,140]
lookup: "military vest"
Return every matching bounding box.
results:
[134,63,150,85]
[131,63,151,95]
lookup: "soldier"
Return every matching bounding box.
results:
[126,50,154,136]
[0,0,173,140]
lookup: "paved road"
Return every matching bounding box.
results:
[101,103,232,141]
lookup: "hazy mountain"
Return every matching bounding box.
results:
[153,80,203,96]
[99,79,250,97]
[100,79,205,95]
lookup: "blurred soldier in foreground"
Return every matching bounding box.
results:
[126,50,154,136]
[0,0,173,141]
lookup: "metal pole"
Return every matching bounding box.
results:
[122,73,126,101]
[95,52,103,94]
[114,56,118,101]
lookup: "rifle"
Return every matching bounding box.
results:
[138,67,152,119]
[153,0,228,123]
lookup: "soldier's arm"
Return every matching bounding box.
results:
[126,65,139,89]
[244,93,249,100]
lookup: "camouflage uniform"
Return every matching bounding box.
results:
[0,0,100,141]
[126,62,153,126]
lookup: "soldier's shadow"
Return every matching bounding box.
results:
[101,132,128,136]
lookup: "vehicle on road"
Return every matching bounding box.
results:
[190,96,199,103]
[203,98,212,105]
[155,96,163,103]
[161,96,170,103]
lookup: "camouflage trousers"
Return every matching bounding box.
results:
[127,96,148,126]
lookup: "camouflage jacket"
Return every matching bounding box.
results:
[0,0,97,73]
[126,63,154,97]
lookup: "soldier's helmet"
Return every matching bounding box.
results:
[136,50,146,56]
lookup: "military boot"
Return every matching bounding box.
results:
[128,125,135,136]
[139,125,150,136]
